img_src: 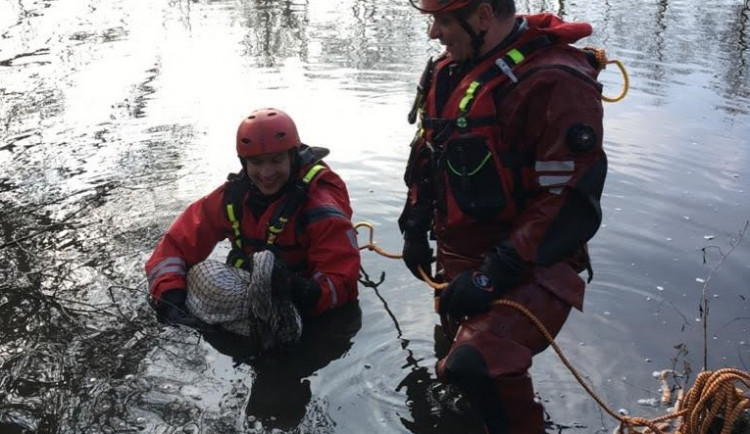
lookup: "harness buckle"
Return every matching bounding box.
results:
[495,58,519,83]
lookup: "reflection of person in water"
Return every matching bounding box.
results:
[396,325,486,434]
[201,302,363,430]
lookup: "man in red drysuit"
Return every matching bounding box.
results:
[400,1,608,432]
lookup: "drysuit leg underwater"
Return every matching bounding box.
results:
[436,276,574,434]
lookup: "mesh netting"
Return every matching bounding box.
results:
[185,251,302,350]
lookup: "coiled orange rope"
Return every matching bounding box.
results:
[353,222,750,434]
[675,369,750,434]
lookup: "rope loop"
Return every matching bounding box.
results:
[353,221,402,259]
[583,46,630,103]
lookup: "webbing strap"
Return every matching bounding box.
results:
[455,36,553,130]
[265,164,326,245]
[224,163,326,260]
[227,203,243,249]
[224,172,249,250]
[421,116,496,130]
[302,164,325,184]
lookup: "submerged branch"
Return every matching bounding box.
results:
[699,220,748,370]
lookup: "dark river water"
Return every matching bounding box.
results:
[1,0,749,433]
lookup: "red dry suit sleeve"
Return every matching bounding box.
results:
[302,174,361,315]
[398,134,435,236]
[403,134,434,209]
[144,185,229,302]
[508,67,607,265]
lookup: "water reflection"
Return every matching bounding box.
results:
[591,0,750,110]
[716,1,750,107]
[2,0,750,432]
[201,303,362,431]
[517,0,564,16]
[395,325,486,434]
[240,0,310,66]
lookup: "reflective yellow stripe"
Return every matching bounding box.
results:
[459,81,480,112]
[265,165,325,245]
[508,48,524,64]
[233,258,244,268]
[268,216,288,234]
[303,164,325,184]
[226,203,243,248]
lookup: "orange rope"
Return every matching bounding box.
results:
[354,222,402,259]
[354,221,750,433]
[676,369,750,434]
[583,46,630,103]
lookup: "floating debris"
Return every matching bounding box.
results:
[637,397,659,407]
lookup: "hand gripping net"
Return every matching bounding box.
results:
[185,250,302,350]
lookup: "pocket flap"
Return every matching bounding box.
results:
[533,262,585,311]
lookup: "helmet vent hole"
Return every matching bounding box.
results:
[275,132,286,139]
[241,138,251,144]
[247,115,255,120]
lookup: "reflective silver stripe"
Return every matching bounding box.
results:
[535,161,574,172]
[148,266,187,287]
[538,175,572,187]
[147,257,187,285]
[313,271,338,308]
[548,187,564,195]
[148,257,186,277]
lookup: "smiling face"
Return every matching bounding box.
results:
[428,12,476,62]
[245,151,292,195]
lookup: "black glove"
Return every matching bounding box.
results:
[289,275,322,311]
[156,289,213,330]
[439,242,527,318]
[439,270,497,318]
[266,252,321,311]
[402,233,434,281]
[270,254,293,298]
[479,242,526,291]
[399,202,434,281]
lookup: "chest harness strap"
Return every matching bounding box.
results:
[224,164,326,269]
[422,35,555,143]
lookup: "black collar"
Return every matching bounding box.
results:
[454,17,528,71]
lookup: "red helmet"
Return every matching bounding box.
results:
[409,0,476,13]
[236,108,301,158]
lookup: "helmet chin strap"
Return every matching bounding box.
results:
[456,17,486,59]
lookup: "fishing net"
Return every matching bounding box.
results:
[185,251,302,350]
